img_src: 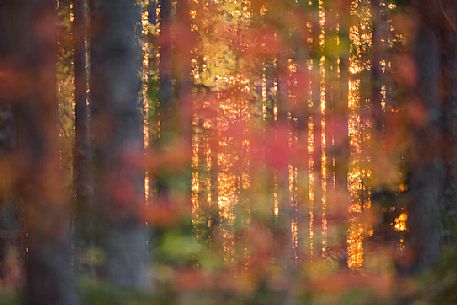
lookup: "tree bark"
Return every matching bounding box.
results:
[175,0,193,131]
[72,0,94,275]
[89,0,149,289]
[371,0,384,133]
[8,0,79,304]
[156,0,174,199]
[439,1,457,250]
[408,12,444,273]
[0,0,19,281]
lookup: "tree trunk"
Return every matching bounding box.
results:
[72,0,94,275]
[439,2,457,250]
[175,0,193,132]
[324,0,339,257]
[408,13,444,273]
[156,0,174,199]
[0,0,19,281]
[175,0,193,214]
[311,0,322,260]
[8,0,79,304]
[158,0,173,131]
[371,0,383,133]
[89,0,149,289]
[335,0,350,267]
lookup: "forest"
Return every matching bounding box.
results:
[1,0,457,304]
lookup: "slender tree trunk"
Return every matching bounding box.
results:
[408,12,444,273]
[371,0,383,133]
[276,33,293,266]
[175,0,193,132]
[311,0,322,260]
[8,0,79,304]
[439,3,457,249]
[274,7,299,303]
[291,0,310,263]
[73,0,90,229]
[0,0,19,281]
[158,0,173,133]
[335,0,350,266]
[370,0,386,195]
[324,0,339,257]
[73,0,94,275]
[175,0,193,215]
[89,0,149,289]
[156,0,174,199]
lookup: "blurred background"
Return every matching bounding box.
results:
[1,0,457,304]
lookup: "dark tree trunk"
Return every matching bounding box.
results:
[274,12,294,267]
[439,2,457,250]
[156,0,174,198]
[370,0,385,192]
[293,0,310,263]
[8,0,79,304]
[371,0,383,133]
[72,0,94,275]
[0,0,19,281]
[276,49,292,258]
[175,0,193,131]
[408,12,444,273]
[89,0,149,289]
[158,0,173,130]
